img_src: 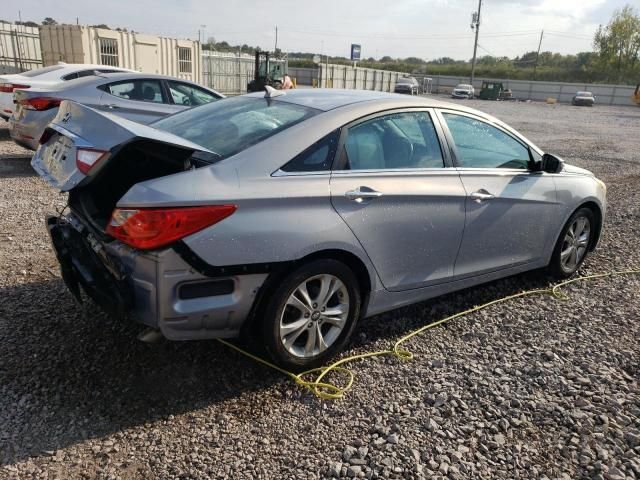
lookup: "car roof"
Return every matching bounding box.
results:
[28,72,207,92]
[245,88,482,113]
[4,64,132,79]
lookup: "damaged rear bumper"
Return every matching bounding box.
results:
[47,214,268,340]
[47,215,132,317]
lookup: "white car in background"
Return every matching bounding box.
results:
[451,84,475,99]
[0,63,134,121]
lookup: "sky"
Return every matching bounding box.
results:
[9,0,638,60]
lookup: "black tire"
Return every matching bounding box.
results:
[260,259,361,371]
[548,207,595,278]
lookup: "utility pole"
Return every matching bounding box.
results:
[533,29,544,80]
[200,24,206,46]
[470,0,482,86]
[274,25,278,52]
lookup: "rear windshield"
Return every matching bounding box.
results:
[397,78,415,84]
[21,65,65,78]
[577,91,592,96]
[152,96,319,159]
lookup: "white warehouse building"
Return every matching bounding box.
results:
[39,24,202,83]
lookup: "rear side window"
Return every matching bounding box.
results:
[103,80,164,103]
[152,96,319,159]
[341,111,444,170]
[281,130,340,172]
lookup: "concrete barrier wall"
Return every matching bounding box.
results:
[417,75,637,106]
[290,64,404,92]
[288,67,317,86]
[202,52,255,95]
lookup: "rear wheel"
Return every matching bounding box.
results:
[261,259,361,371]
[548,208,594,278]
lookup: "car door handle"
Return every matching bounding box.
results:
[470,190,495,203]
[105,104,120,109]
[345,187,383,202]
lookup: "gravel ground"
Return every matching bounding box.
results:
[1,101,639,480]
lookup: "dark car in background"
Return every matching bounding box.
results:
[572,91,595,106]
[394,77,420,95]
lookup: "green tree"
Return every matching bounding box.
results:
[42,17,57,25]
[594,4,640,80]
[16,20,39,27]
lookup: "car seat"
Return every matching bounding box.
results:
[345,125,385,170]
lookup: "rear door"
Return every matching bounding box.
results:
[437,110,561,278]
[98,78,173,123]
[330,109,467,291]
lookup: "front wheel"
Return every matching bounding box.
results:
[260,259,361,371]
[548,208,594,278]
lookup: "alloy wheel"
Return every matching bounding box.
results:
[279,274,350,358]
[560,215,591,272]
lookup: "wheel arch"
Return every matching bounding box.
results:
[242,248,374,338]
[577,200,603,251]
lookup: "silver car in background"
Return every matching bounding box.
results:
[452,84,475,99]
[32,89,606,370]
[9,72,223,150]
[0,63,134,121]
[572,91,595,106]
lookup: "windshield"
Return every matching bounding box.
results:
[21,65,65,78]
[576,91,592,96]
[152,96,320,159]
[397,78,414,84]
[456,84,472,89]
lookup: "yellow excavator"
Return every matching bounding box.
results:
[633,84,640,106]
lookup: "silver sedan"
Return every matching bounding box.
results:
[32,89,606,370]
[9,72,223,150]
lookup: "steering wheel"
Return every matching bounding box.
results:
[182,97,191,106]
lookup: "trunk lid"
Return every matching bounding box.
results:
[32,100,212,192]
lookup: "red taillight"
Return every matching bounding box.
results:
[106,205,237,250]
[76,148,109,174]
[0,83,30,93]
[19,97,61,111]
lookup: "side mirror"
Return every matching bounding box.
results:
[541,153,564,174]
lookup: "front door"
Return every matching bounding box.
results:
[330,110,467,291]
[439,111,562,278]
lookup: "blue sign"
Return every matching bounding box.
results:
[350,44,361,61]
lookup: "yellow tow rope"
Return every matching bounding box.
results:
[217,269,640,400]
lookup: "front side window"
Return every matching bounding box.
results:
[99,38,119,67]
[152,96,319,159]
[104,80,164,103]
[167,80,219,106]
[342,111,444,170]
[442,113,531,169]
